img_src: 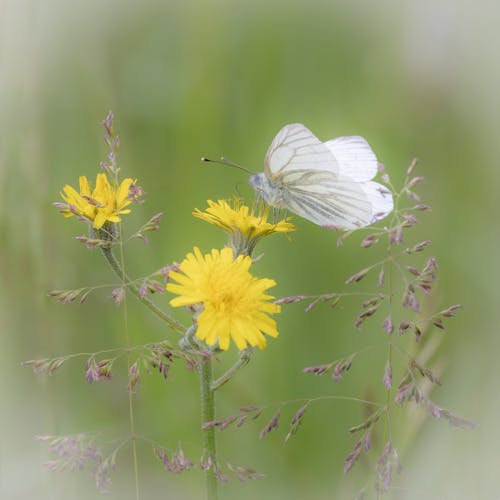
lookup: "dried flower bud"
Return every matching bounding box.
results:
[355,305,379,329]
[432,319,445,330]
[304,298,320,312]
[128,362,141,393]
[411,359,441,385]
[344,439,363,474]
[274,295,307,305]
[128,183,145,204]
[102,111,114,138]
[406,158,418,176]
[415,281,433,294]
[214,468,229,482]
[236,415,248,428]
[85,358,113,383]
[413,204,432,211]
[389,226,403,245]
[422,257,439,273]
[424,367,441,385]
[349,407,385,434]
[111,287,125,305]
[439,409,477,429]
[383,361,392,389]
[132,213,163,243]
[332,355,355,383]
[440,304,463,317]
[200,455,212,471]
[303,363,332,376]
[402,213,418,226]
[85,360,100,383]
[139,284,148,298]
[48,288,93,305]
[285,404,309,442]
[407,176,425,189]
[330,297,341,308]
[395,382,413,405]
[239,405,260,413]
[345,267,371,285]
[382,315,394,334]
[406,266,420,276]
[150,351,171,380]
[413,324,422,341]
[362,296,382,308]
[227,463,265,481]
[96,359,113,379]
[377,268,385,288]
[398,320,411,334]
[406,240,431,253]
[259,410,280,439]
[406,190,421,202]
[402,286,420,312]
[22,357,67,375]
[201,421,219,430]
[361,234,379,248]
[75,236,113,249]
[363,432,371,453]
[219,415,238,430]
[375,442,401,494]
[155,447,194,474]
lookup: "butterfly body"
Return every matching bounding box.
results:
[249,123,393,230]
[249,173,289,208]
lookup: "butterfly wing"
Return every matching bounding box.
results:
[264,123,340,178]
[360,181,394,221]
[262,124,393,228]
[324,136,393,221]
[324,136,378,182]
[280,169,375,229]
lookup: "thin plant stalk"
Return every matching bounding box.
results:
[200,352,218,500]
[101,247,186,334]
[211,348,253,391]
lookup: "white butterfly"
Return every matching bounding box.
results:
[249,123,393,230]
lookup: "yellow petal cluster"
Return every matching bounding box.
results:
[59,173,135,229]
[167,247,280,351]
[193,199,295,255]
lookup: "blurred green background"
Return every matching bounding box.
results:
[1,0,499,498]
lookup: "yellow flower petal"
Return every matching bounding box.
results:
[79,176,91,197]
[168,247,280,351]
[93,210,108,229]
[193,199,296,255]
[57,172,136,228]
[116,178,135,208]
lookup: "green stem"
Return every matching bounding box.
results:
[179,323,199,351]
[211,348,253,391]
[101,247,186,334]
[200,353,218,500]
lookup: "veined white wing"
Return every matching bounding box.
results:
[360,181,394,221]
[324,136,378,182]
[280,169,375,229]
[264,123,339,178]
[257,123,393,229]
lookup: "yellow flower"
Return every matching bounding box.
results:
[59,173,136,229]
[193,199,296,255]
[167,247,280,351]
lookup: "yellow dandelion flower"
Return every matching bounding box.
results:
[58,173,136,229]
[193,199,295,255]
[167,247,280,351]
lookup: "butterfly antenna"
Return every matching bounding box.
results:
[201,156,255,175]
